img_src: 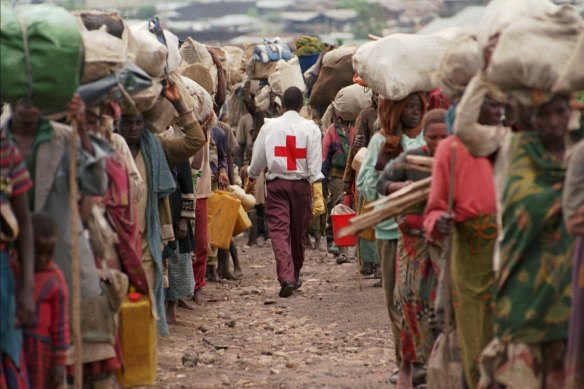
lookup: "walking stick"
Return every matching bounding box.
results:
[441,140,457,386]
[69,118,83,389]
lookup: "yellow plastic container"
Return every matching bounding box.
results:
[207,190,241,249]
[233,205,252,236]
[116,292,157,388]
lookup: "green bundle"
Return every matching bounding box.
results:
[295,36,327,57]
[1,4,82,112]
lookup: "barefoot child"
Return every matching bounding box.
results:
[24,213,70,389]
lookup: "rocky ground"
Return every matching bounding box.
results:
[156,238,398,388]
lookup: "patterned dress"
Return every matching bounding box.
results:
[480,131,573,389]
[0,130,33,389]
[24,263,70,389]
[380,146,442,363]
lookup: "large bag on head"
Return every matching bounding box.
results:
[179,37,218,95]
[322,45,357,67]
[224,46,247,86]
[332,84,372,122]
[1,4,82,112]
[130,18,180,77]
[269,58,306,96]
[143,72,214,134]
[353,28,461,101]
[309,54,354,116]
[478,0,560,47]
[486,4,582,106]
[74,11,135,84]
[554,30,584,94]
[435,33,483,100]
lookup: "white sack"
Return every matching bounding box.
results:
[553,29,584,94]
[130,22,180,77]
[332,84,372,122]
[353,28,461,101]
[435,33,483,99]
[478,0,559,47]
[486,4,582,105]
[269,58,306,96]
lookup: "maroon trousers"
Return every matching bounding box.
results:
[265,179,312,285]
[192,198,208,292]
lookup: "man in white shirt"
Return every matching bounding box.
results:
[246,87,326,297]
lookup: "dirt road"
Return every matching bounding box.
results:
[157,239,397,388]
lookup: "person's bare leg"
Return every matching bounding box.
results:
[178,299,194,310]
[230,241,242,278]
[247,208,258,247]
[193,288,206,305]
[166,300,177,324]
[397,361,413,389]
[218,249,237,280]
[207,263,223,283]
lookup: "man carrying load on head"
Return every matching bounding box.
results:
[245,87,325,298]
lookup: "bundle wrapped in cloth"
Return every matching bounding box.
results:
[1,4,83,112]
[252,38,292,63]
[353,28,461,101]
[485,3,583,105]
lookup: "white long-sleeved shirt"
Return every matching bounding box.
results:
[248,110,324,184]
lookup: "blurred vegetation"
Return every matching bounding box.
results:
[337,0,386,39]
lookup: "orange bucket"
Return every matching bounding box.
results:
[331,213,357,247]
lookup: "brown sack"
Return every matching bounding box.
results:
[251,61,278,80]
[309,55,354,116]
[74,11,133,84]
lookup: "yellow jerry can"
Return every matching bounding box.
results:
[116,291,157,387]
[233,205,252,236]
[207,190,240,249]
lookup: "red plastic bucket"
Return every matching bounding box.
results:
[331,213,357,247]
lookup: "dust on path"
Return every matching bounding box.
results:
[156,239,397,389]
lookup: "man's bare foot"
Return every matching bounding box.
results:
[178,299,194,310]
[166,301,177,324]
[233,268,243,279]
[193,289,206,305]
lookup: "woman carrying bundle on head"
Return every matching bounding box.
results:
[377,109,449,387]
[356,91,427,385]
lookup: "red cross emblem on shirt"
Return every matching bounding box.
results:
[274,135,307,171]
